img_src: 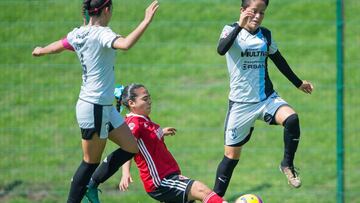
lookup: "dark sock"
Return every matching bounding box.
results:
[67,160,99,203]
[213,156,239,197]
[281,114,300,167]
[91,148,135,186]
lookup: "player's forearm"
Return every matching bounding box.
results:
[217,24,242,55]
[41,40,66,55]
[122,160,132,175]
[113,20,151,50]
[269,51,303,88]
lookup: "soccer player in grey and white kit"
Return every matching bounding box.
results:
[212,0,314,197]
[32,1,159,202]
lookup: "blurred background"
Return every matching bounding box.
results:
[0,0,359,202]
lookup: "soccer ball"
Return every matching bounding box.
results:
[235,194,263,203]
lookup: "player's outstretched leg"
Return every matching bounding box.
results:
[67,161,99,203]
[83,148,135,203]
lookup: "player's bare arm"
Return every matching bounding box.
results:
[32,40,65,57]
[113,1,159,50]
[119,160,133,191]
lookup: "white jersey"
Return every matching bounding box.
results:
[220,24,278,103]
[66,26,120,105]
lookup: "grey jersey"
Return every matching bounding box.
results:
[67,26,119,105]
[220,24,278,103]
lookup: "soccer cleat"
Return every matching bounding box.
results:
[84,187,102,203]
[279,165,301,188]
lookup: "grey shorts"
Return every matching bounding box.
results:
[76,99,124,139]
[224,92,288,146]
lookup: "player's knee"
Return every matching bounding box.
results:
[190,181,212,200]
[283,114,300,136]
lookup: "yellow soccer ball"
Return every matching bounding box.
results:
[235,194,263,203]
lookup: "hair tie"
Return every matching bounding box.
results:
[88,0,111,14]
[114,84,125,112]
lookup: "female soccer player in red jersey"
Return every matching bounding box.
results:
[117,84,228,203]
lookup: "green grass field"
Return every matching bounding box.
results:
[0,0,359,202]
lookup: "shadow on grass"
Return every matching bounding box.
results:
[227,183,271,202]
[0,180,23,198]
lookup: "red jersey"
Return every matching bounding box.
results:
[125,113,181,192]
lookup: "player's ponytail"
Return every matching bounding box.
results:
[82,0,91,24]
[83,0,112,19]
[114,85,125,112]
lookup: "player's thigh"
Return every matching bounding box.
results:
[82,133,107,163]
[107,106,138,153]
[274,105,296,125]
[76,99,109,163]
[108,124,138,153]
[261,93,295,125]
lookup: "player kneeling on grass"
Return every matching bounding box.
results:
[94,83,227,203]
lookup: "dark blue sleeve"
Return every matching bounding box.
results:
[217,23,242,55]
[269,51,303,88]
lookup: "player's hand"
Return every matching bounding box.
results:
[119,174,133,192]
[144,0,159,24]
[298,80,314,94]
[163,127,176,136]
[32,47,44,57]
[238,8,255,27]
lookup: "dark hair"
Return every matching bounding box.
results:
[241,0,269,8]
[116,83,145,112]
[83,0,112,18]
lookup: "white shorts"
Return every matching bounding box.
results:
[76,99,124,139]
[224,92,288,146]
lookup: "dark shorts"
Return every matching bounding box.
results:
[148,174,195,203]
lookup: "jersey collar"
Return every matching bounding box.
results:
[126,112,150,122]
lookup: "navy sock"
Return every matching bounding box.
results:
[281,114,300,167]
[67,160,99,203]
[213,156,239,197]
[91,148,135,186]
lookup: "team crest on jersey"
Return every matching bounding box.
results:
[128,122,136,130]
[220,30,230,39]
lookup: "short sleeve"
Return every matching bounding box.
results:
[61,37,74,51]
[65,28,77,49]
[219,25,236,39]
[269,34,278,55]
[98,27,118,48]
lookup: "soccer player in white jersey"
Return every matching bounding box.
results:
[212,0,314,197]
[32,1,159,202]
